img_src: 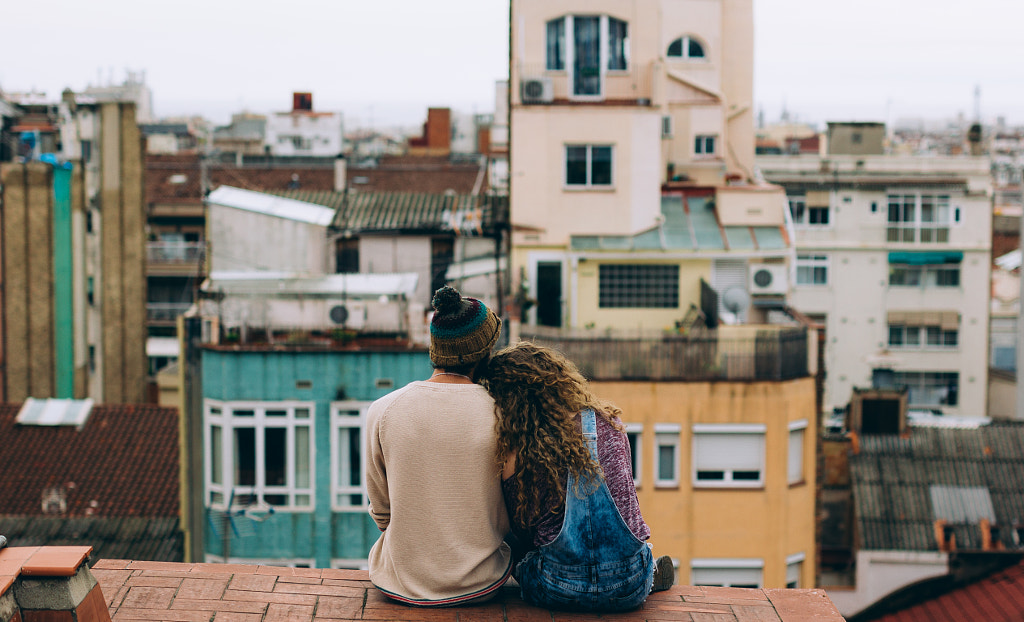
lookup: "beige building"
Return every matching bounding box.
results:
[758,151,993,418]
[510,0,790,331]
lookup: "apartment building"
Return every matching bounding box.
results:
[508,0,817,589]
[759,139,992,418]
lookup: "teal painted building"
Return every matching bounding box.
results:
[200,347,430,568]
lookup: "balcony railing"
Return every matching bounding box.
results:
[147,241,205,264]
[516,62,654,104]
[148,302,193,323]
[519,326,809,382]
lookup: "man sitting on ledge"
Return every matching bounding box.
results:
[365,286,511,606]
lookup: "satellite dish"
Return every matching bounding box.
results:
[722,287,750,314]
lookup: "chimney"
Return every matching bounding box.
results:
[426,108,451,151]
[980,518,1004,551]
[0,545,111,622]
[334,154,347,192]
[933,520,956,552]
[293,92,313,112]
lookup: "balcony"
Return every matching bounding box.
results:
[146,241,205,276]
[147,302,193,324]
[520,325,810,382]
[516,62,654,106]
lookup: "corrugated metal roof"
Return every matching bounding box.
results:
[0,516,183,564]
[207,186,335,226]
[851,423,1024,552]
[268,189,507,234]
[203,271,419,297]
[570,194,790,253]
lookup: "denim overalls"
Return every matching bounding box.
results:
[515,410,655,611]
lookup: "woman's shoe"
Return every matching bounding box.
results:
[651,555,675,592]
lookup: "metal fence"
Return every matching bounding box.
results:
[518,326,809,382]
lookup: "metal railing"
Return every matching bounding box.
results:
[147,302,193,323]
[519,326,809,382]
[147,242,205,264]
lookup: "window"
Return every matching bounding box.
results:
[889,265,960,287]
[625,423,642,487]
[887,194,951,243]
[80,140,92,163]
[336,237,359,273]
[205,400,314,510]
[599,264,679,308]
[893,372,959,407]
[667,35,706,60]
[796,254,828,286]
[654,425,680,488]
[786,554,805,588]
[694,135,716,155]
[789,193,830,226]
[693,424,766,488]
[888,325,958,349]
[788,421,807,485]
[546,15,629,97]
[331,402,372,511]
[566,144,613,187]
[691,559,763,588]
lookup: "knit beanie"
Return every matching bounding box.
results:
[429,286,502,368]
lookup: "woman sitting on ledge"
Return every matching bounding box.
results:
[481,342,674,612]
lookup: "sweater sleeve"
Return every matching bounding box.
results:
[365,403,390,531]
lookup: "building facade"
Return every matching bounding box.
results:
[264,93,343,158]
[758,152,993,417]
[510,0,789,332]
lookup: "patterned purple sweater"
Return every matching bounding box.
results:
[501,412,651,551]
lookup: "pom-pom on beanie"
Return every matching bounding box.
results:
[429,286,502,368]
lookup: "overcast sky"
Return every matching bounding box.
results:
[2,0,1022,130]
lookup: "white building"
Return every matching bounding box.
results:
[758,153,993,417]
[264,93,344,157]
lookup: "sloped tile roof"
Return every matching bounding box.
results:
[269,189,507,234]
[0,516,183,563]
[851,423,1024,551]
[872,561,1024,622]
[0,403,179,518]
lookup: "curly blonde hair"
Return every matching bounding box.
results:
[480,341,623,531]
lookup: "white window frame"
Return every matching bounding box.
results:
[565,144,614,188]
[887,193,952,243]
[692,423,766,488]
[694,134,717,156]
[790,195,830,227]
[625,423,643,488]
[204,399,315,512]
[690,558,764,588]
[893,371,959,407]
[888,264,961,288]
[666,35,707,60]
[786,553,805,588]
[546,15,630,100]
[796,254,829,286]
[888,324,959,350]
[788,420,808,486]
[331,401,372,511]
[654,424,681,488]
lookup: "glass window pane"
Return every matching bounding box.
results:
[265,428,287,486]
[657,444,675,481]
[566,146,588,185]
[234,428,256,486]
[573,16,601,96]
[906,328,921,346]
[234,409,255,417]
[591,146,612,185]
[608,18,628,70]
[546,19,565,70]
[211,426,222,484]
[667,38,682,57]
[295,426,310,488]
[266,409,287,417]
[688,38,704,58]
[889,326,903,346]
[347,428,361,486]
[295,407,310,419]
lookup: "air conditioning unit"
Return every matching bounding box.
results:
[748,263,788,296]
[326,301,366,330]
[521,77,554,104]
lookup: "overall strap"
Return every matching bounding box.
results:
[581,409,598,461]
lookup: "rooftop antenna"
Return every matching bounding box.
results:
[973,84,981,123]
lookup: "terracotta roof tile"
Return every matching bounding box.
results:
[0,403,179,518]
[874,561,1024,622]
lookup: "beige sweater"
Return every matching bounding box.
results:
[366,381,512,605]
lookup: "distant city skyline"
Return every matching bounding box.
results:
[2,0,1023,130]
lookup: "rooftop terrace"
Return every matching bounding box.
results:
[0,547,845,622]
